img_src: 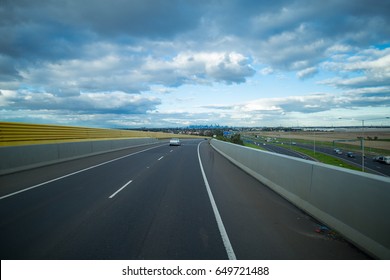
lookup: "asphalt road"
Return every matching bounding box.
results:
[247,139,389,177]
[0,140,370,259]
[295,143,390,177]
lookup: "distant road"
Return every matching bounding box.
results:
[246,139,389,177]
[0,140,369,259]
[294,142,390,177]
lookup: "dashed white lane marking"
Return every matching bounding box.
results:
[157,156,164,161]
[197,141,237,260]
[0,144,166,200]
[109,180,133,199]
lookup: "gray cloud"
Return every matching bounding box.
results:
[1,0,389,74]
[71,0,207,38]
[227,91,390,117]
[297,67,318,79]
[2,0,389,64]
[0,54,20,81]
[320,48,390,90]
[1,90,160,114]
[1,0,389,127]
[140,52,256,85]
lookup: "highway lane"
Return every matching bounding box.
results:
[0,139,370,259]
[199,142,369,259]
[244,140,315,161]
[262,143,312,160]
[245,138,389,177]
[0,142,168,197]
[0,139,227,259]
[294,143,390,177]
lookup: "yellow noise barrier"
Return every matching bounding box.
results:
[0,122,193,146]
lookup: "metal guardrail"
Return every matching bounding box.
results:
[0,122,173,145]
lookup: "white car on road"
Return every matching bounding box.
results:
[169,138,181,146]
[374,155,390,164]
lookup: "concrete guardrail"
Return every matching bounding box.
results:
[0,138,159,175]
[211,139,390,259]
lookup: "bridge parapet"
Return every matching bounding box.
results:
[211,139,390,259]
[0,138,159,175]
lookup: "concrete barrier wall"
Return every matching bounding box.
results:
[211,139,390,259]
[0,138,158,175]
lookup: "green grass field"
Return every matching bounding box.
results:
[244,141,362,172]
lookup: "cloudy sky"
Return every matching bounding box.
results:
[1,0,389,128]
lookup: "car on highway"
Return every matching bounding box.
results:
[334,149,343,155]
[374,155,390,164]
[346,152,355,158]
[382,156,390,164]
[169,138,181,146]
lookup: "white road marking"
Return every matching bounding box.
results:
[197,141,237,260]
[0,144,166,200]
[157,156,164,161]
[109,180,133,199]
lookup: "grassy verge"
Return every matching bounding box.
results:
[273,137,389,155]
[285,145,361,171]
[244,142,267,151]
[245,140,361,172]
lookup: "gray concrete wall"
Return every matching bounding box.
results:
[210,139,390,259]
[0,138,159,175]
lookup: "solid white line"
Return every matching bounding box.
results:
[0,144,166,200]
[197,141,237,260]
[109,180,133,199]
[157,156,164,161]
